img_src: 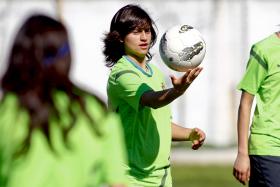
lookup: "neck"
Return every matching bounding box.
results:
[126,55,146,69]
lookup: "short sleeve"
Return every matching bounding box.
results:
[115,71,152,111]
[237,45,268,95]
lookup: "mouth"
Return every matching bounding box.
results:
[139,43,149,49]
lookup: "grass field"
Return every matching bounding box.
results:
[172,164,247,187]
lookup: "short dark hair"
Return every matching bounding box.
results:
[103,4,157,67]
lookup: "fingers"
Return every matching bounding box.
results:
[188,67,203,76]
[192,67,203,76]
[233,167,250,185]
[233,169,247,185]
[191,128,206,150]
[247,169,250,183]
[191,140,204,150]
[233,168,241,184]
[192,128,206,142]
[171,67,203,92]
[184,67,203,84]
[192,143,200,150]
[182,69,192,79]
[233,154,251,185]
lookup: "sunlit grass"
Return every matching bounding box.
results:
[171,164,247,187]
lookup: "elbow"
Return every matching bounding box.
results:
[140,94,160,109]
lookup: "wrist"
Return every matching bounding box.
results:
[173,86,187,95]
[238,150,249,156]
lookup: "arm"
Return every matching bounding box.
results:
[171,122,205,150]
[140,67,203,109]
[233,91,254,185]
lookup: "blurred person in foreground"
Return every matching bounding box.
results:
[233,30,280,186]
[103,4,206,186]
[0,14,127,187]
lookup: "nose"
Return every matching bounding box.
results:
[140,30,147,40]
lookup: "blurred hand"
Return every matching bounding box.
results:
[170,67,203,93]
[233,153,250,185]
[189,128,205,150]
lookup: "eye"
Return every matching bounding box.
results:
[145,28,151,33]
[132,29,141,34]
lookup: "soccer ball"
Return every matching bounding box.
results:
[159,25,206,72]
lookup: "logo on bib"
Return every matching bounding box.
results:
[161,82,166,90]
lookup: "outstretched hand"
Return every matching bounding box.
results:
[170,67,203,93]
[189,128,206,150]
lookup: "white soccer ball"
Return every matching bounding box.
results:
[159,25,206,72]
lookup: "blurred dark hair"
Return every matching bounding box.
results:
[1,14,104,155]
[103,4,157,67]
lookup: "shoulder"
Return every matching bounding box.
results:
[80,92,122,137]
[0,92,18,106]
[252,34,275,52]
[0,93,28,149]
[53,88,106,121]
[111,57,131,72]
[250,34,278,68]
[109,57,141,83]
[111,57,137,73]
[75,88,107,120]
[0,93,21,115]
[0,93,21,126]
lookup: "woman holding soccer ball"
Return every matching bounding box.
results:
[103,4,206,186]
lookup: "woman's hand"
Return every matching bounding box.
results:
[189,127,206,150]
[233,153,250,185]
[170,67,203,93]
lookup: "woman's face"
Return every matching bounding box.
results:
[123,27,152,59]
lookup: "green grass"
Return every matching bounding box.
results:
[171,164,247,187]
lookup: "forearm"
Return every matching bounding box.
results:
[171,122,192,141]
[140,88,185,109]
[140,67,203,109]
[237,92,254,155]
[237,106,250,155]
